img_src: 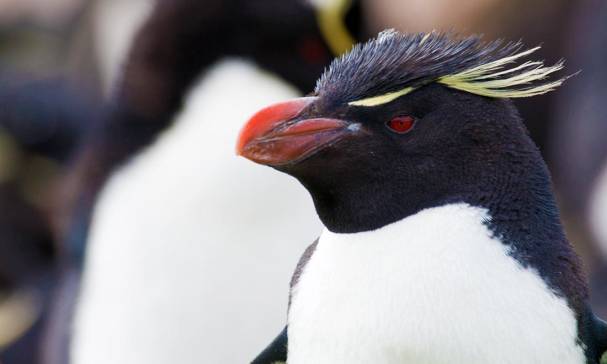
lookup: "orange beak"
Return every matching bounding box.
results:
[236,97,350,166]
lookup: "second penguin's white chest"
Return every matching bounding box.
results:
[287,203,585,364]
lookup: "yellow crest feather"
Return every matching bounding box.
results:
[438,46,568,98]
[317,31,571,106]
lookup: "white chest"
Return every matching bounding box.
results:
[287,204,586,364]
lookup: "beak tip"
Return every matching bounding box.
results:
[236,97,317,162]
[235,144,244,157]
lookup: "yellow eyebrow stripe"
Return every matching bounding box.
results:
[348,87,415,107]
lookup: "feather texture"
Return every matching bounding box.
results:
[317,30,569,106]
[439,47,568,98]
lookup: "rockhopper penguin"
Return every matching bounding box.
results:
[237,30,607,364]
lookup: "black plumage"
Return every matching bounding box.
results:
[251,327,288,364]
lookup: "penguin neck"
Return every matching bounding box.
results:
[302,133,588,314]
[303,139,562,237]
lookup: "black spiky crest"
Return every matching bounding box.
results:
[315,30,565,105]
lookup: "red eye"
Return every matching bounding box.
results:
[387,116,415,133]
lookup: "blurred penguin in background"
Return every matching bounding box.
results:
[56,0,364,363]
[551,0,607,317]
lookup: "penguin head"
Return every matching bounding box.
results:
[237,31,568,232]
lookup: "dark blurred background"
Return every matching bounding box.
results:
[0,0,605,363]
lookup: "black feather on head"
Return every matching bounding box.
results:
[315,30,566,105]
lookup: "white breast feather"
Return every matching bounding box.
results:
[288,203,586,364]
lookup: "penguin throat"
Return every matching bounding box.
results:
[299,150,562,236]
